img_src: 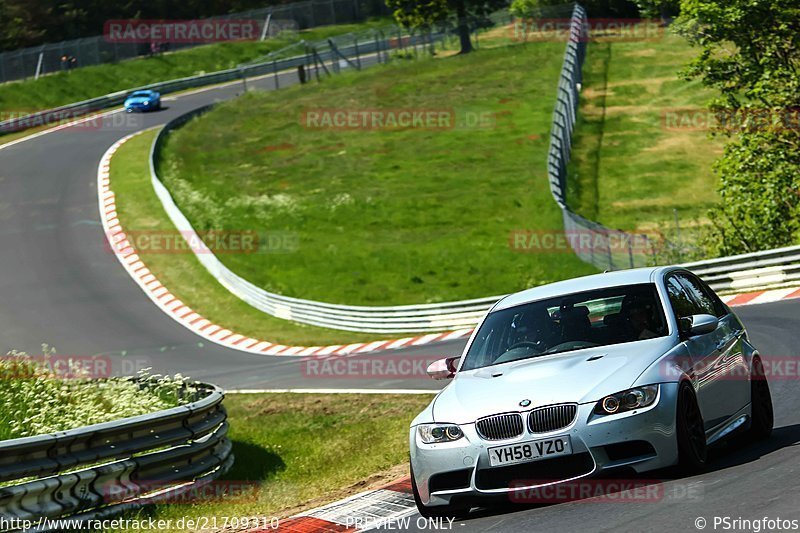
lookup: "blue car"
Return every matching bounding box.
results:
[124,90,161,112]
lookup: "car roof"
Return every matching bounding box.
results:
[492,266,679,311]
[130,90,155,95]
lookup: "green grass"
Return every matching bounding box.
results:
[110,130,390,345]
[0,20,388,117]
[108,393,431,531]
[158,40,599,306]
[567,32,723,256]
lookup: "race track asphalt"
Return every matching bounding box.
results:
[2,53,799,533]
[0,58,456,391]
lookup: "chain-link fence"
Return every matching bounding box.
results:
[546,3,662,271]
[0,0,391,84]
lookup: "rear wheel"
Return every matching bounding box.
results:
[676,382,707,471]
[410,464,469,519]
[749,356,773,440]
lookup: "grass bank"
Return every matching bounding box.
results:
[158,40,599,306]
[110,130,386,345]
[109,392,431,532]
[567,32,722,257]
[0,20,387,118]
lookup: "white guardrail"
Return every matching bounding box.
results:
[148,107,800,334]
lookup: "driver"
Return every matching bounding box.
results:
[623,296,659,340]
[508,307,558,349]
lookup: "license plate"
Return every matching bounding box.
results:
[488,436,572,467]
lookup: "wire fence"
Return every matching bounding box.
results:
[546,3,665,271]
[0,0,391,84]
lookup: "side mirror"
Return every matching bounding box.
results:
[426,356,460,380]
[679,314,719,338]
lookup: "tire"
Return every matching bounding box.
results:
[676,381,707,472]
[748,356,773,440]
[410,464,469,519]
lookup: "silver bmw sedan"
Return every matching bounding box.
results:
[410,266,773,517]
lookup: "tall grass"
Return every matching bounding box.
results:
[0,348,189,441]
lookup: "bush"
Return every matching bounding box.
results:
[0,349,190,441]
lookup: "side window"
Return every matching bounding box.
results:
[666,276,696,320]
[676,274,725,317]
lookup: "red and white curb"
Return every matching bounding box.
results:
[719,286,800,307]
[254,478,417,532]
[98,132,474,357]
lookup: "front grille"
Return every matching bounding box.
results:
[475,452,595,490]
[528,403,578,433]
[476,413,524,441]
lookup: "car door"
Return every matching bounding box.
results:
[676,273,750,423]
[665,274,727,430]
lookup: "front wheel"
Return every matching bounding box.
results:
[676,381,707,472]
[748,356,773,440]
[410,464,469,519]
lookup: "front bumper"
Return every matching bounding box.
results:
[410,382,679,507]
[125,101,158,112]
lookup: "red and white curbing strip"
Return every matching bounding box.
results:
[99,133,800,359]
[256,478,416,532]
[719,286,800,307]
[98,132,474,357]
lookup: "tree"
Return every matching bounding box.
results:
[633,0,680,19]
[676,0,800,254]
[385,0,507,54]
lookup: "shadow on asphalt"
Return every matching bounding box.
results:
[456,424,800,523]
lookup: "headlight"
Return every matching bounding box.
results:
[595,385,658,415]
[418,424,464,444]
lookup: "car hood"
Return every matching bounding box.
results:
[432,337,674,425]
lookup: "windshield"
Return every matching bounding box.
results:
[129,91,152,98]
[461,283,668,371]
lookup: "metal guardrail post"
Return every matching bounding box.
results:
[354,37,362,69]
